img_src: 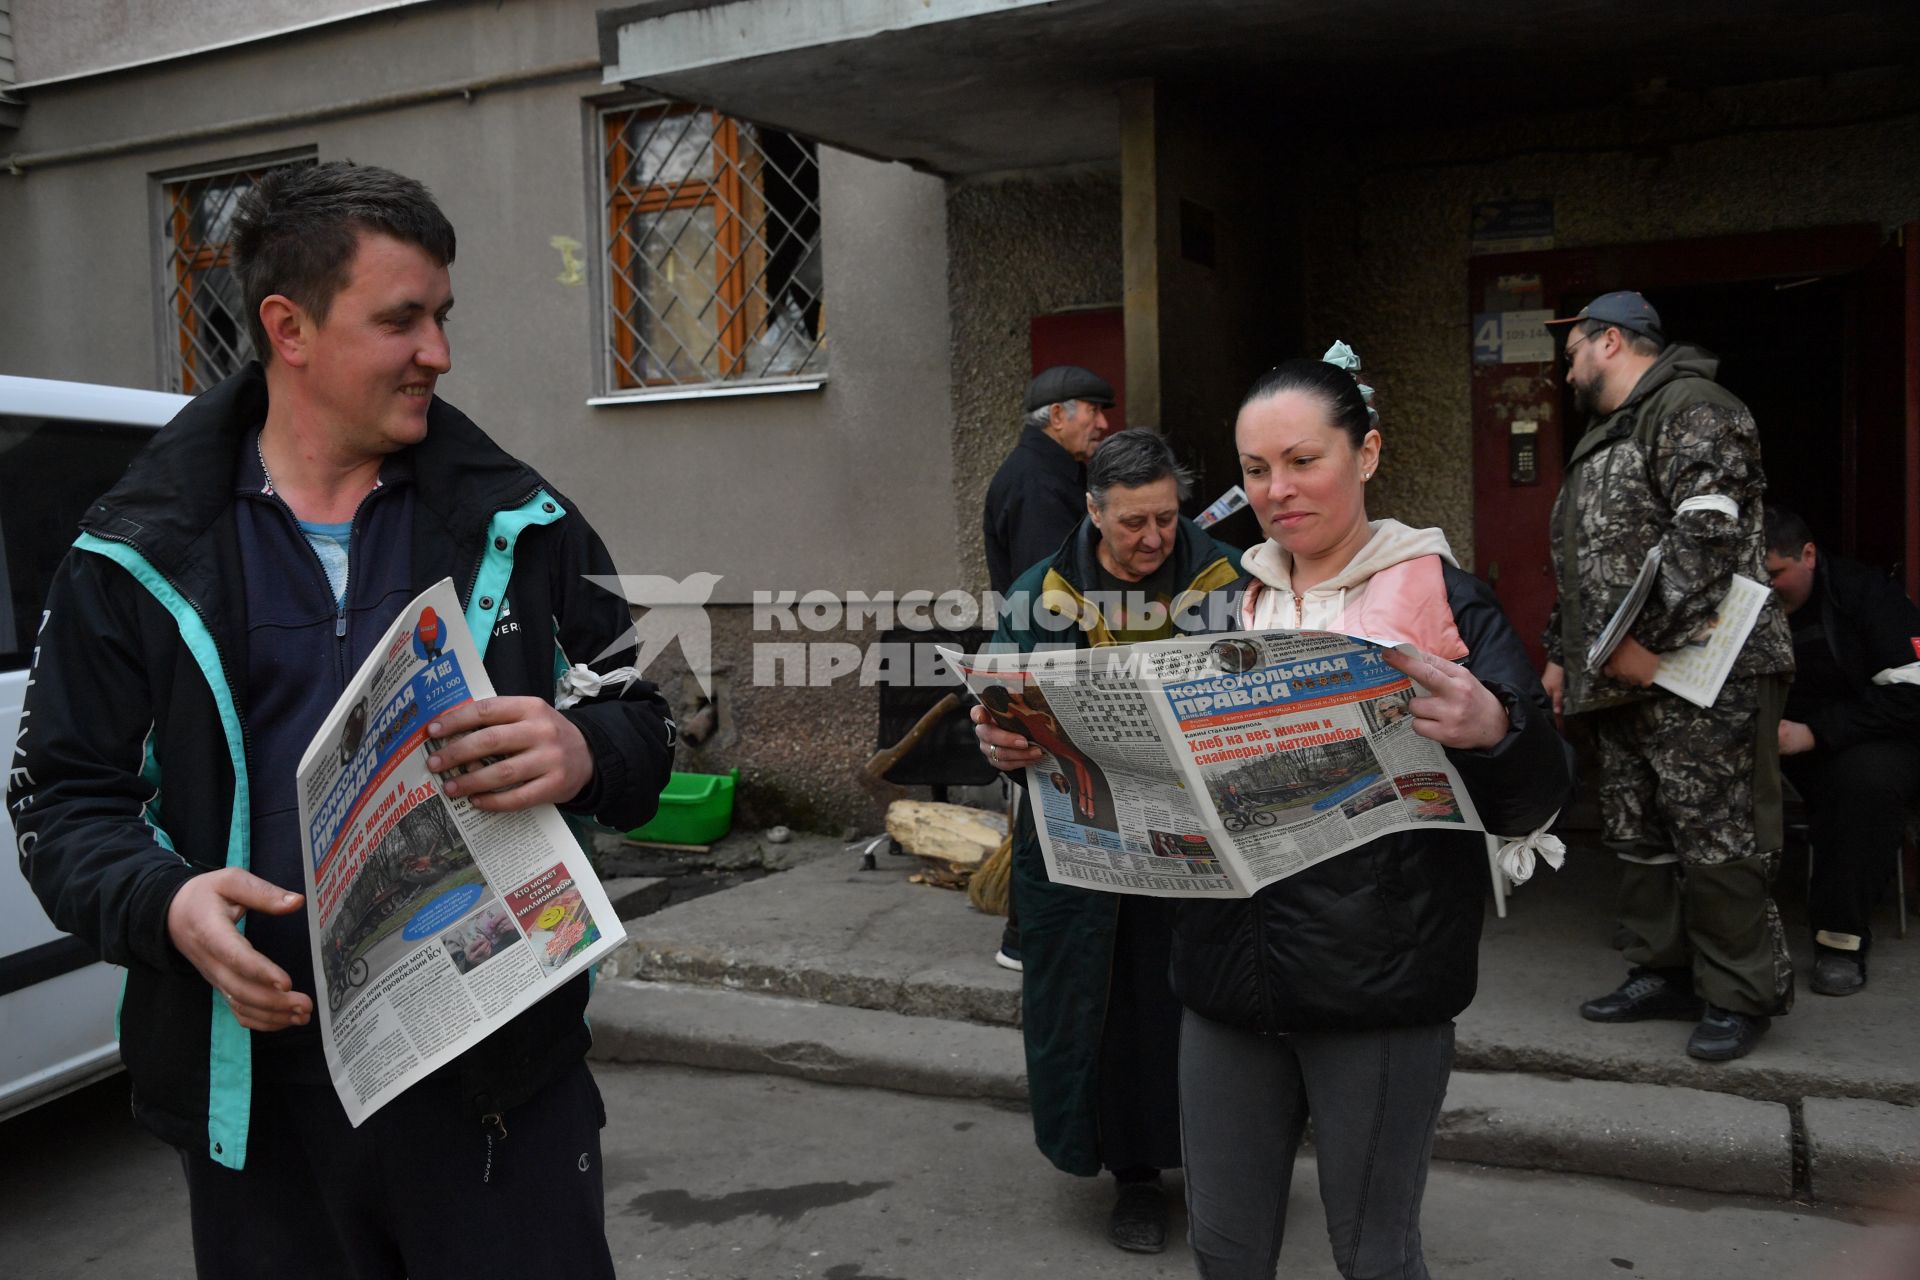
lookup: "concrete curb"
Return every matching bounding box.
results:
[1453,1035,1920,1110]
[1435,1071,1792,1198]
[605,932,1920,1110]
[603,941,1022,1025]
[588,979,1805,1200]
[1804,1097,1920,1208]
[602,876,670,919]
[589,978,1027,1102]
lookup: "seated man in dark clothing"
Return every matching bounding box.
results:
[1763,506,1920,995]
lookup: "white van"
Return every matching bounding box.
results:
[1,374,188,1119]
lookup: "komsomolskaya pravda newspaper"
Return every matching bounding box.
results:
[296,578,620,1125]
[946,630,1499,898]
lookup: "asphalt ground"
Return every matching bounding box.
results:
[5,1064,1916,1280]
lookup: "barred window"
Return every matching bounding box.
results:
[159,156,312,394]
[600,104,825,394]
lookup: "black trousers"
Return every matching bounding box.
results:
[179,1057,613,1280]
[1180,1012,1454,1280]
[1783,738,1920,953]
[1095,894,1183,1175]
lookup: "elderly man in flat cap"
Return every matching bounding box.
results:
[980,365,1114,973]
[983,365,1115,603]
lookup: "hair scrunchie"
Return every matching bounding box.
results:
[1322,339,1379,427]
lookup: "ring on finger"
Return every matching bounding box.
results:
[988,744,999,762]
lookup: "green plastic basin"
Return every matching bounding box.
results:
[626,768,739,845]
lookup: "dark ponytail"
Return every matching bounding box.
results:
[1239,359,1374,447]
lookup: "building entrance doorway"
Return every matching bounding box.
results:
[1618,277,1845,552]
[1469,224,1918,671]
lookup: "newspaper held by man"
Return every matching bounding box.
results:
[1583,545,1765,708]
[1648,574,1769,708]
[295,578,620,1126]
[943,629,1486,899]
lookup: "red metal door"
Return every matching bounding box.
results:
[1468,258,1593,671]
[1030,307,1126,435]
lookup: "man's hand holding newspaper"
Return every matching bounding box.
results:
[296,579,624,1127]
[424,695,593,809]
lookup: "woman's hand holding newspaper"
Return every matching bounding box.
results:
[1382,647,1511,751]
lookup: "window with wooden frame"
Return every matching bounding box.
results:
[159,156,313,394]
[600,103,825,394]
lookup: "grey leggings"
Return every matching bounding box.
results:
[1178,1011,1455,1280]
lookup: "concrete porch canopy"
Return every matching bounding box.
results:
[597,0,1920,178]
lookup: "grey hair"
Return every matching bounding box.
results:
[1087,429,1194,509]
[1027,399,1089,431]
[1577,316,1663,358]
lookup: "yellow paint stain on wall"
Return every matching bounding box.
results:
[549,235,585,286]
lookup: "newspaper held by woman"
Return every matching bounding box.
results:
[945,628,1491,898]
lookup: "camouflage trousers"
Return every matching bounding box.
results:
[1592,675,1794,1016]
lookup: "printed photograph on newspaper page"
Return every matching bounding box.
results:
[952,643,1240,897]
[294,578,620,1126]
[947,630,1487,899]
[1159,632,1484,891]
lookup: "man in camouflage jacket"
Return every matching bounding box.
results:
[1541,291,1795,1062]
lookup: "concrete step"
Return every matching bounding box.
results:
[590,977,1024,1102]
[602,876,670,920]
[1437,1070,1790,1199]
[587,978,1898,1203]
[1803,1097,1920,1209]
[602,848,1920,1114]
[599,852,1021,1026]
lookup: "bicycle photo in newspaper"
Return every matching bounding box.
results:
[946,628,1486,899]
[295,578,622,1127]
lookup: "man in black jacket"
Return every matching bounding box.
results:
[982,365,1114,597]
[980,364,1113,970]
[1764,506,1920,995]
[9,163,673,1278]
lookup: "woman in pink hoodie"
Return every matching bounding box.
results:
[968,350,1570,1278]
[1172,351,1572,1280]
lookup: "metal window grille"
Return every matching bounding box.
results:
[160,159,310,394]
[601,104,826,392]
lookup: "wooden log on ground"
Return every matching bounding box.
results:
[885,800,1007,885]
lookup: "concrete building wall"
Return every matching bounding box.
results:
[1300,68,1920,568]
[1,0,956,603]
[9,0,434,84]
[947,167,1123,592]
[0,0,958,835]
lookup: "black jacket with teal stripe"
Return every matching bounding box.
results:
[9,365,674,1167]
